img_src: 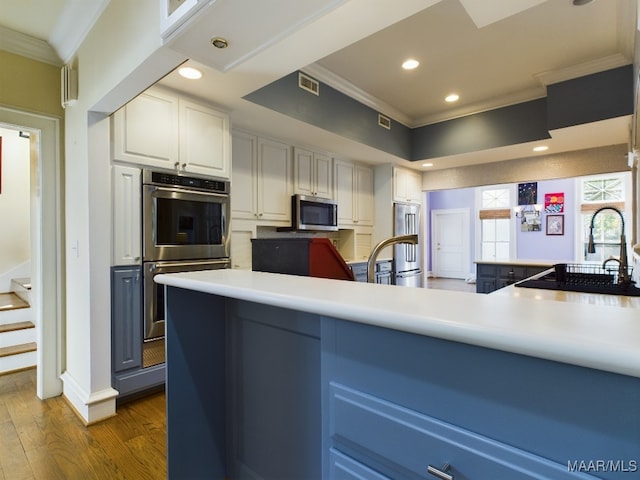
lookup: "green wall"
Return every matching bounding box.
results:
[0,50,64,118]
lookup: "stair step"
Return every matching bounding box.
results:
[0,342,37,358]
[0,348,36,375]
[0,321,34,334]
[11,278,31,305]
[0,292,29,311]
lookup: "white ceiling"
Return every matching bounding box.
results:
[164,0,635,171]
[0,0,109,64]
[0,0,636,171]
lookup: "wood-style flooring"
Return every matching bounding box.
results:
[0,368,166,480]
[424,277,477,293]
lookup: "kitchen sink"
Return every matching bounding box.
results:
[515,263,640,296]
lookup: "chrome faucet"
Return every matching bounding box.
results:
[367,234,418,283]
[587,206,630,285]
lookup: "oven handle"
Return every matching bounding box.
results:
[149,259,230,270]
[149,185,230,199]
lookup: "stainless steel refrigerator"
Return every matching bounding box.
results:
[393,202,422,287]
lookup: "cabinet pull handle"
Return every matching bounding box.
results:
[427,463,453,480]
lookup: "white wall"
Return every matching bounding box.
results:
[62,0,184,422]
[0,127,30,284]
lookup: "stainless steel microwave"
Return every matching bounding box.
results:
[292,194,338,231]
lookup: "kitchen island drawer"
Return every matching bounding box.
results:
[329,383,596,480]
[330,449,391,480]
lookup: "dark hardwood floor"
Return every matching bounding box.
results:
[0,368,166,479]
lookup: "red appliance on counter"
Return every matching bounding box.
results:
[251,238,355,281]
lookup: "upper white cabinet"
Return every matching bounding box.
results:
[393,167,422,203]
[179,99,230,178]
[293,147,333,199]
[112,87,179,170]
[112,165,141,266]
[231,131,292,223]
[335,159,374,227]
[112,86,231,179]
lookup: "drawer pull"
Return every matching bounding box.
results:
[427,463,453,480]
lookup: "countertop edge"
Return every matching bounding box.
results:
[156,270,640,379]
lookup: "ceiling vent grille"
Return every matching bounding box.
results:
[378,114,391,130]
[298,72,319,96]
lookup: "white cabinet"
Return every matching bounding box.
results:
[179,99,230,178]
[231,131,292,223]
[112,87,179,170]
[335,159,374,227]
[293,147,333,198]
[393,167,422,203]
[112,86,231,179]
[112,165,141,266]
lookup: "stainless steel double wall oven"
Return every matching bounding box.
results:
[141,170,230,366]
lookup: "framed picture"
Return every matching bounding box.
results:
[546,214,564,235]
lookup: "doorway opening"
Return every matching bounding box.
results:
[0,108,63,399]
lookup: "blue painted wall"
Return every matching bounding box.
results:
[244,66,632,162]
[244,71,412,159]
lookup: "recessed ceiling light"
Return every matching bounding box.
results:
[178,67,202,80]
[402,59,420,70]
[422,162,433,167]
[533,145,549,152]
[572,0,593,5]
[445,93,459,103]
[211,37,229,49]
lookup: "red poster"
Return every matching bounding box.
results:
[544,192,564,213]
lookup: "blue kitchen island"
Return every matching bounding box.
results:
[156,269,640,480]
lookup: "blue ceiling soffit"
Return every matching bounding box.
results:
[243,65,632,162]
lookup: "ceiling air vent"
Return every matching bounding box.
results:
[378,114,391,130]
[298,72,319,96]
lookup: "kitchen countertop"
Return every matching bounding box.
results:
[474,259,562,266]
[156,269,640,379]
[346,257,392,265]
[493,269,640,308]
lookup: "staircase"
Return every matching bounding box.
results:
[0,278,36,374]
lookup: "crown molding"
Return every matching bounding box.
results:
[533,53,630,87]
[303,63,413,127]
[413,88,547,127]
[0,25,61,66]
[49,0,110,64]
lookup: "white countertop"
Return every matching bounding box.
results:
[474,259,561,266]
[155,269,640,379]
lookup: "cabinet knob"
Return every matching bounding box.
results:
[174,161,179,168]
[427,463,454,480]
[182,163,187,169]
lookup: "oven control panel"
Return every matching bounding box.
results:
[147,171,229,194]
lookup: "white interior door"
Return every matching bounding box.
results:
[432,208,470,279]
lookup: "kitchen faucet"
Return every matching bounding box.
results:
[367,234,418,283]
[586,206,630,285]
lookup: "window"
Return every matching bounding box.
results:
[478,187,513,261]
[578,173,630,263]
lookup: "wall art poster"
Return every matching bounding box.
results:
[546,214,564,235]
[544,192,564,213]
[517,182,537,206]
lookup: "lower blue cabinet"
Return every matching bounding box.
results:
[330,449,390,480]
[328,383,595,480]
[111,266,142,373]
